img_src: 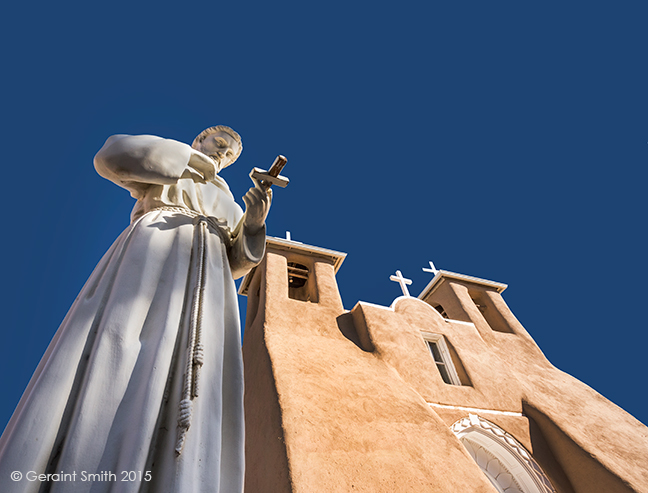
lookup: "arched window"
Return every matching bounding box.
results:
[451,414,556,493]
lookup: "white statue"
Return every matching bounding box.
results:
[0,126,270,492]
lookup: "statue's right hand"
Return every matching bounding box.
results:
[187,150,217,182]
[180,167,207,183]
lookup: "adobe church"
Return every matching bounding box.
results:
[240,236,648,493]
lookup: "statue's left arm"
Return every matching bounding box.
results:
[228,180,271,279]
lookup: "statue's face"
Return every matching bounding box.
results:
[199,130,241,168]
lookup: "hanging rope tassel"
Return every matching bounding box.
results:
[175,217,208,456]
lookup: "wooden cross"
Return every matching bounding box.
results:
[250,155,289,190]
[422,261,439,276]
[389,270,412,297]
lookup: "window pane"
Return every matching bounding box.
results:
[428,342,443,363]
[436,362,452,384]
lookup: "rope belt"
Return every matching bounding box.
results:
[145,205,233,246]
[143,206,232,457]
[174,214,207,456]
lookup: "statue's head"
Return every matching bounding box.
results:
[192,125,242,171]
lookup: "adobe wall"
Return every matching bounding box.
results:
[425,280,648,492]
[243,252,496,492]
[242,245,648,492]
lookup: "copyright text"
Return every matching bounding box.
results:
[11,470,152,482]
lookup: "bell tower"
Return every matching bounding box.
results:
[239,236,347,493]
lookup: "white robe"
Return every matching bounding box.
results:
[0,135,263,492]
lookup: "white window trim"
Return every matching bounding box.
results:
[421,331,462,386]
[451,414,557,493]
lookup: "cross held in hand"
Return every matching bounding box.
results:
[390,270,413,297]
[250,155,289,190]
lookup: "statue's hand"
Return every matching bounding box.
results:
[242,178,272,235]
[186,150,217,183]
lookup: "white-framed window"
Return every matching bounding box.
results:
[421,332,462,386]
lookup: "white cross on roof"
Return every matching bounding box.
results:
[389,270,412,297]
[422,261,439,276]
[283,231,302,244]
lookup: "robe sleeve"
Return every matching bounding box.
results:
[228,223,266,280]
[94,134,217,199]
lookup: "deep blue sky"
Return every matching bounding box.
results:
[1,1,646,433]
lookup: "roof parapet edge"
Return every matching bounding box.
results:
[238,236,347,296]
[417,270,507,301]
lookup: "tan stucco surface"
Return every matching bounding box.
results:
[242,244,648,492]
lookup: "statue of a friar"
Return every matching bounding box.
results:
[0,126,272,492]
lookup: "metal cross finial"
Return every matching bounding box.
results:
[389,270,412,297]
[422,261,439,276]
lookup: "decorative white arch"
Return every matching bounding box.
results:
[451,414,556,493]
